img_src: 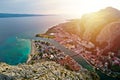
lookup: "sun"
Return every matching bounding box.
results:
[58,0,120,18]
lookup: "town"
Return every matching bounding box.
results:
[45,25,120,78]
[27,40,81,71]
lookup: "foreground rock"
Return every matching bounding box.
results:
[0,74,13,80]
[0,61,99,80]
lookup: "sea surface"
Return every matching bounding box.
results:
[0,16,68,65]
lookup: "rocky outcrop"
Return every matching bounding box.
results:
[0,74,13,80]
[0,61,99,80]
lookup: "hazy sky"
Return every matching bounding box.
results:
[0,0,120,16]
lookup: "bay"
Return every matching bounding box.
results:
[0,16,67,65]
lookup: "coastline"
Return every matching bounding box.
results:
[0,39,99,80]
[26,40,35,63]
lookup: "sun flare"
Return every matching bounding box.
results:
[57,0,120,18]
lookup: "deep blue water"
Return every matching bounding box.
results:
[0,16,67,65]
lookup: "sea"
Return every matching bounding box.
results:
[0,15,68,65]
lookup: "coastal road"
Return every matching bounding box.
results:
[35,38,95,72]
[34,38,118,80]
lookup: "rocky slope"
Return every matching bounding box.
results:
[0,61,99,80]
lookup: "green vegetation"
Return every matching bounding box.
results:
[36,34,55,39]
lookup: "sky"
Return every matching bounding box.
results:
[0,0,120,17]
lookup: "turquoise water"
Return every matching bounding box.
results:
[0,37,31,65]
[0,16,66,65]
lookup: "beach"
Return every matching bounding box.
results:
[27,40,35,63]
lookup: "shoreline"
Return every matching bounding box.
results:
[26,40,35,63]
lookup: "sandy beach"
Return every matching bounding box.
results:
[26,40,35,63]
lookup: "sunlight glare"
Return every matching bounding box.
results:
[60,0,120,18]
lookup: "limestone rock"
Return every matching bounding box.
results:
[0,61,99,80]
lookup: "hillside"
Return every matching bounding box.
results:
[44,7,120,78]
[46,7,120,53]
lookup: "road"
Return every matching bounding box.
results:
[34,37,118,80]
